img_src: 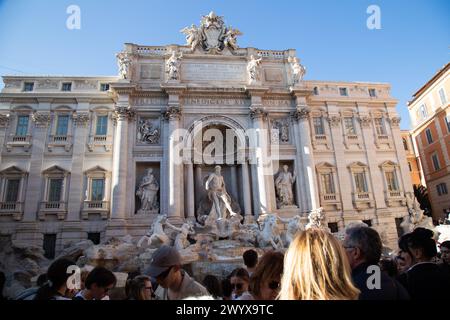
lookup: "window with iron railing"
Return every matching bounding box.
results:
[15,115,29,136]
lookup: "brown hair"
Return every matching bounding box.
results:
[249,251,284,298]
[278,228,359,300]
[126,275,151,300]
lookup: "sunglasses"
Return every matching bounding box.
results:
[156,266,173,280]
[231,283,244,290]
[268,281,280,290]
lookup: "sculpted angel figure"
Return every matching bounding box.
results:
[180,24,201,51]
[224,27,242,51]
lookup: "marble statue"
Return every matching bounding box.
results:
[137,119,160,144]
[166,221,196,251]
[305,207,329,230]
[116,51,132,80]
[136,169,159,212]
[205,165,237,219]
[400,208,435,236]
[247,55,262,84]
[180,24,201,51]
[288,56,306,85]
[137,215,170,248]
[223,26,242,51]
[166,51,183,81]
[275,165,296,208]
[257,214,284,250]
[278,215,304,247]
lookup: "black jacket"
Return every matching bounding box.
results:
[397,262,450,300]
[352,263,410,300]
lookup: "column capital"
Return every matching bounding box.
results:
[114,105,135,121]
[388,116,401,128]
[358,115,372,128]
[290,107,310,121]
[32,112,51,128]
[328,115,342,127]
[0,113,10,128]
[162,106,182,121]
[249,106,268,120]
[72,112,90,127]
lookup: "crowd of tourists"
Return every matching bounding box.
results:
[1,226,450,301]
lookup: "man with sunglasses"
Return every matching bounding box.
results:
[146,245,209,300]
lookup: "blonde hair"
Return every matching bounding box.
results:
[278,228,360,300]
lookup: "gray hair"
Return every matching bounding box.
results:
[345,226,382,264]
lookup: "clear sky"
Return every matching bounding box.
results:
[0,0,449,129]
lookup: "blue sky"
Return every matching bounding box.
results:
[0,0,449,130]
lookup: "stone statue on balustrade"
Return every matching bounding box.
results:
[275,165,296,208]
[116,51,133,80]
[166,50,183,81]
[136,169,159,213]
[288,56,306,86]
[137,214,170,248]
[247,55,262,84]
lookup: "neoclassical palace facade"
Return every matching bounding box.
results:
[0,13,413,256]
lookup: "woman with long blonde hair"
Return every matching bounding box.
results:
[278,228,360,300]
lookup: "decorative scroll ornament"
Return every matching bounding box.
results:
[359,116,372,128]
[328,115,341,127]
[72,113,90,127]
[388,116,401,127]
[162,106,182,121]
[32,112,51,127]
[0,113,10,127]
[249,106,268,120]
[290,107,310,121]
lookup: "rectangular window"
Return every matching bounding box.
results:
[96,115,108,135]
[385,171,399,191]
[374,118,386,135]
[48,179,63,202]
[403,138,409,150]
[61,82,72,91]
[328,223,339,233]
[344,117,356,134]
[339,88,348,96]
[408,162,412,172]
[431,153,441,171]
[87,232,101,245]
[313,117,324,135]
[354,172,368,193]
[321,173,335,194]
[5,179,20,202]
[55,115,69,136]
[437,183,448,196]
[425,128,433,144]
[15,115,29,136]
[43,234,57,259]
[91,178,105,201]
[369,88,377,97]
[23,82,34,92]
[100,83,110,92]
[439,88,447,105]
[419,104,428,119]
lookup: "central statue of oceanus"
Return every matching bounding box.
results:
[205,165,237,219]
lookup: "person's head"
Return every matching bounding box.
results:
[215,165,221,174]
[343,226,382,269]
[221,278,232,300]
[243,249,258,270]
[279,229,359,300]
[84,267,117,300]
[397,232,413,273]
[283,165,288,172]
[249,251,284,300]
[34,258,76,300]
[230,268,249,298]
[36,273,48,287]
[406,228,437,264]
[202,275,222,299]
[440,241,450,264]
[126,275,153,300]
[146,245,182,289]
[379,258,398,278]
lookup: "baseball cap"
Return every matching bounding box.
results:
[145,245,181,278]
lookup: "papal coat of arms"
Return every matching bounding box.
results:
[180,11,242,53]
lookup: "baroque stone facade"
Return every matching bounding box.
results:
[0,12,413,256]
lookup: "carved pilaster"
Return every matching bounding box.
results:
[32,112,51,128]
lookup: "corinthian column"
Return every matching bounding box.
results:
[110,105,134,220]
[291,93,320,212]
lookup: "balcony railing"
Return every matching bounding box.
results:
[377,134,389,140]
[323,194,337,201]
[39,201,67,220]
[88,134,113,151]
[48,135,72,152]
[347,134,358,140]
[0,201,23,212]
[82,200,109,220]
[6,134,32,151]
[356,192,370,199]
[52,135,68,142]
[315,134,327,140]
